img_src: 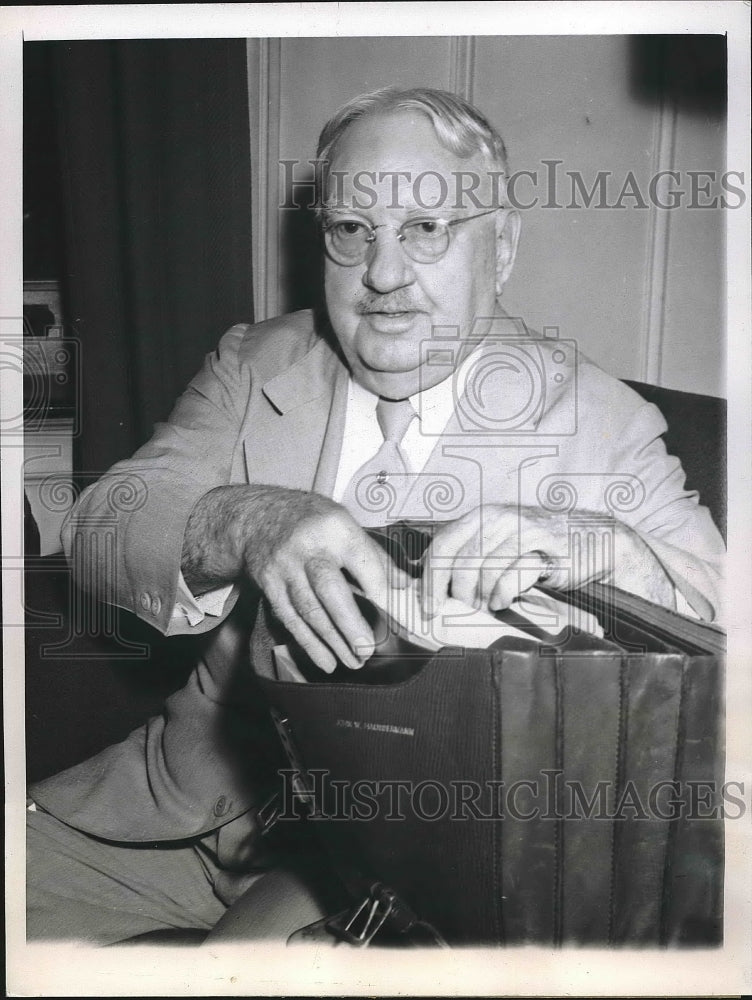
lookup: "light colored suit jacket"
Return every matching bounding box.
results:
[33,308,724,849]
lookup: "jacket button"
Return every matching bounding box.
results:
[213,796,231,818]
[140,592,151,610]
[151,595,162,615]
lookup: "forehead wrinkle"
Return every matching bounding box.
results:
[327,114,498,216]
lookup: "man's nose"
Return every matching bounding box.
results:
[362,229,416,293]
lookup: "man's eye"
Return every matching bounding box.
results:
[410,220,442,236]
[334,221,366,237]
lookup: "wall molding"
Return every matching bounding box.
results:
[449,36,476,102]
[639,87,678,386]
[247,38,281,322]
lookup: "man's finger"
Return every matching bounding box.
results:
[306,558,376,666]
[266,586,337,674]
[486,569,523,612]
[420,516,480,617]
[486,552,555,611]
[289,574,364,670]
[447,561,485,608]
[342,531,409,610]
[474,546,536,605]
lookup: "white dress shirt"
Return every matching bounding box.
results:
[332,354,474,500]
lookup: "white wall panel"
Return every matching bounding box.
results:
[278,37,454,173]
[474,36,658,383]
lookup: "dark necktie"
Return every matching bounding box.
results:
[339,397,417,526]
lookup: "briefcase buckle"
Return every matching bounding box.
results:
[326,883,397,946]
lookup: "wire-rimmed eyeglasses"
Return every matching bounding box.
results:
[322,207,501,267]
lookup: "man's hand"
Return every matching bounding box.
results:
[182,485,408,672]
[420,504,675,617]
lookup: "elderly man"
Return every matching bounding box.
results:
[27,87,724,944]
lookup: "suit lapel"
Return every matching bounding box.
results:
[242,339,347,493]
[313,366,350,496]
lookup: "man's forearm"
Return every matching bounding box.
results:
[180,484,341,596]
[181,485,275,595]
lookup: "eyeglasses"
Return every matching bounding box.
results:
[322,207,501,267]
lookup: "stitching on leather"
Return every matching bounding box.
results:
[553,653,564,946]
[491,649,505,945]
[608,652,628,944]
[659,654,687,944]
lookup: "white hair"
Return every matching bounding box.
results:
[314,86,509,211]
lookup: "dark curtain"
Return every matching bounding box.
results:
[49,39,254,477]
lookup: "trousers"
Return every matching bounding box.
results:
[26,808,341,945]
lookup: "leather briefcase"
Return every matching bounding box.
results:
[251,524,725,947]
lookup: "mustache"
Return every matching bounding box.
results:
[356,294,426,315]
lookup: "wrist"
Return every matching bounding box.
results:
[182,485,254,593]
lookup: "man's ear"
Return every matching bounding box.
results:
[495,208,521,295]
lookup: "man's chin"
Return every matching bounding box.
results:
[352,359,452,400]
[345,323,456,396]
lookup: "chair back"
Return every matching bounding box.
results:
[623,380,726,541]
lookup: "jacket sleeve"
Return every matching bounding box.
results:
[61,323,253,636]
[607,399,725,622]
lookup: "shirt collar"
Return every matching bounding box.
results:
[348,342,483,435]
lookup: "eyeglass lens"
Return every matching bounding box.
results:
[325,219,450,265]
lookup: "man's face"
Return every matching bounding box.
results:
[323,111,519,399]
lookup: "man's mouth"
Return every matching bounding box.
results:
[362,310,421,333]
[367,309,412,316]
